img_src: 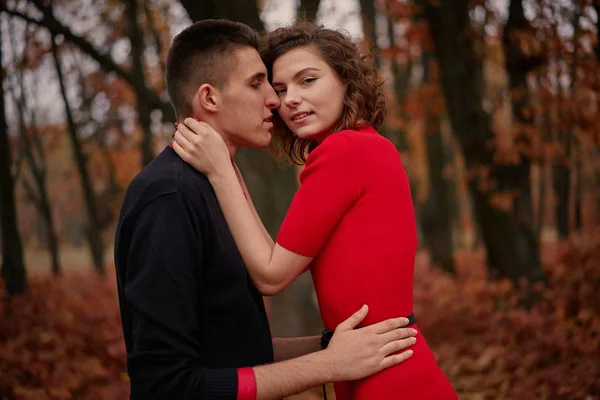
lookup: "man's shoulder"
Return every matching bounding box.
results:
[119,147,214,219]
[124,147,181,207]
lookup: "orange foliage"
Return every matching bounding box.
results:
[0,273,128,400]
[415,234,600,399]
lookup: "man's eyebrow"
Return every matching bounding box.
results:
[247,72,267,82]
[272,67,320,86]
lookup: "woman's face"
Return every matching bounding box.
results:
[271,45,346,142]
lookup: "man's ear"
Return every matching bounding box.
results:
[193,83,220,113]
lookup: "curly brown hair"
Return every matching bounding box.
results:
[261,23,386,165]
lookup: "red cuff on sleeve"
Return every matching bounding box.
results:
[236,367,257,400]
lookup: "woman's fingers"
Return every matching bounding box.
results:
[171,137,188,160]
[177,120,200,144]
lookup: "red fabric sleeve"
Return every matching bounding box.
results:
[236,367,257,400]
[277,132,363,257]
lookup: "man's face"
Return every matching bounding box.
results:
[216,47,280,149]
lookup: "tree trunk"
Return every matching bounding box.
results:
[143,1,167,74]
[420,51,455,274]
[51,38,105,274]
[553,162,570,238]
[8,23,62,276]
[571,149,582,233]
[0,32,28,295]
[40,195,61,276]
[359,0,379,67]
[387,14,421,230]
[125,0,155,166]
[297,0,321,22]
[20,177,62,277]
[553,7,583,239]
[502,0,542,229]
[28,179,61,276]
[180,0,264,31]
[417,0,544,292]
[569,8,582,235]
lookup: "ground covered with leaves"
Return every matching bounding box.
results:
[1,234,599,400]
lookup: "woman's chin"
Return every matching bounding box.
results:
[294,128,330,143]
[292,128,320,140]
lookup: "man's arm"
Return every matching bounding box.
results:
[254,306,417,400]
[272,337,321,362]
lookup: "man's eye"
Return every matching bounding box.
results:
[251,82,262,88]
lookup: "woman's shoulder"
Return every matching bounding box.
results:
[308,130,361,160]
[335,126,391,146]
[336,126,397,155]
[306,126,394,165]
[317,126,378,148]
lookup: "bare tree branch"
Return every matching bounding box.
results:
[0,3,174,120]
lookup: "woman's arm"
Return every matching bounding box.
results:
[173,119,312,295]
[209,169,312,295]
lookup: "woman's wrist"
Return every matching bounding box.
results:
[207,160,236,183]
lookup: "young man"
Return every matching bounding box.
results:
[114,19,417,400]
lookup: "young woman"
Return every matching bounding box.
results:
[173,23,458,400]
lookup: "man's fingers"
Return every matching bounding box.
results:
[380,337,416,356]
[381,349,414,370]
[378,327,418,345]
[368,317,410,334]
[336,304,369,331]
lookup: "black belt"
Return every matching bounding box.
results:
[321,313,416,400]
[405,312,416,327]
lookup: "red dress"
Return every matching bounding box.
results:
[277,126,458,399]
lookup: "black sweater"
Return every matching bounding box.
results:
[114,147,274,399]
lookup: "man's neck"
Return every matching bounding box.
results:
[194,115,237,158]
[226,142,237,159]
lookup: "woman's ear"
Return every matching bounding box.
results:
[193,83,219,113]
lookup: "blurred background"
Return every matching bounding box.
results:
[0,0,599,399]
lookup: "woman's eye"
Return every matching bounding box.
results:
[302,77,317,85]
[275,89,286,96]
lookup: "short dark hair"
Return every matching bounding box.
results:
[165,19,261,119]
[262,23,386,165]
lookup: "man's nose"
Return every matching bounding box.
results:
[265,85,280,110]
